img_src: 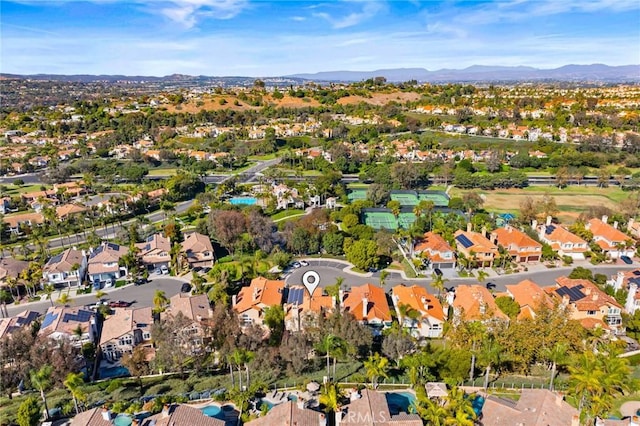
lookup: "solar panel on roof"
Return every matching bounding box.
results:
[48,253,64,265]
[41,312,58,328]
[545,225,556,235]
[456,235,474,248]
[286,287,304,305]
[568,287,585,301]
[147,236,154,242]
[556,287,569,298]
[576,284,584,290]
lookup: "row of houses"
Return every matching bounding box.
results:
[231,271,627,338]
[412,216,636,272]
[40,232,214,288]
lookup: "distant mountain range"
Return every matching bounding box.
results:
[2,64,638,83]
[288,64,640,82]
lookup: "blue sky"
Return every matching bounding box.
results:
[2,0,639,76]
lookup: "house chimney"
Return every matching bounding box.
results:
[338,289,345,309]
[162,404,170,418]
[319,412,327,426]
[546,215,552,226]
[362,297,368,320]
[626,283,638,314]
[613,221,618,229]
[571,414,580,426]
[555,392,564,406]
[232,295,237,306]
[481,226,487,238]
[602,215,608,224]
[532,219,538,230]
[628,218,635,231]
[467,222,472,233]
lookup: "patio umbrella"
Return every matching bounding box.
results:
[306,382,320,392]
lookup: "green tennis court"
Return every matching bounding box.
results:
[417,191,449,207]
[348,189,368,202]
[363,211,398,230]
[391,193,419,206]
[398,212,417,229]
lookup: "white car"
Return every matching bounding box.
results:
[300,260,309,267]
[160,265,169,275]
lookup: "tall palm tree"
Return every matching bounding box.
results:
[43,284,54,306]
[319,382,343,415]
[315,334,345,380]
[431,273,448,301]
[379,269,389,287]
[153,290,168,313]
[478,338,502,390]
[544,342,568,390]
[30,364,53,421]
[363,353,389,389]
[57,292,72,307]
[444,387,476,426]
[64,372,85,415]
[415,393,448,426]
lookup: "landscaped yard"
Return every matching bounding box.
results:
[270,209,305,221]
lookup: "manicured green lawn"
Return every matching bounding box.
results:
[270,209,305,221]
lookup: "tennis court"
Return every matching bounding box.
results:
[348,189,368,202]
[391,192,419,206]
[363,211,398,230]
[417,191,450,207]
[398,212,417,229]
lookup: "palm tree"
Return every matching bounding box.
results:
[153,290,168,313]
[64,372,85,415]
[319,382,343,415]
[315,334,345,380]
[544,342,568,390]
[445,387,476,426]
[363,353,389,389]
[43,284,54,306]
[95,290,106,301]
[325,277,344,305]
[57,292,72,307]
[416,393,448,426]
[30,364,53,421]
[431,273,448,301]
[379,269,389,287]
[478,338,502,390]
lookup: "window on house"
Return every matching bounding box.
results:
[587,310,596,316]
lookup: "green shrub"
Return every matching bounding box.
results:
[105,378,124,393]
[145,383,171,396]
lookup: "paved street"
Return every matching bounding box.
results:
[285,260,639,295]
[4,276,187,317]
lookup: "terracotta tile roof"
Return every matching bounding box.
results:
[587,218,631,244]
[233,276,284,314]
[343,283,391,322]
[539,225,587,246]
[454,230,498,253]
[555,277,621,309]
[100,307,153,345]
[0,257,29,281]
[505,280,554,320]
[414,232,454,255]
[39,306,95,338]
[143,404,225,426]
[167,293,212,322]
[68,407,113,426]
[3,212,45,228]
[88,242,128,275]
[493,226,542,255]
[480,389,579,426]
[392,285,444,321]
[337,389,422,425]
[43,248,85,274]
[136,233,171,264]
[181,232,215,263]
[56,203,87,219]
[245,401,326,426]
[453,285,508,321]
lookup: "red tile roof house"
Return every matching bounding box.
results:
[535,217,588,260]
[504,279,555,321]
[87,242,129,286]
[548,277,623,334]
[585,215,635,259]
[454,226,499,268]
[233,277,285,328]
[284,286,335,333]
[136,233,171,270]
[341,283,393,334]
[450,285,509,324]
[491,225,543,263]
[99,307,154,362]
[391,284,445,338]
[412,231,456,270]
[246,401,327,426]
[335,388,422,426]
[479,389,579,426]
[70,404,225,426]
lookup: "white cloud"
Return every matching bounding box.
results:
[290,16,306,21]
[313,1,385,29]
[155,0,250,28]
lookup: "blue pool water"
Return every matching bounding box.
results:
[99,366,130,379]
[471,395,485,416]
[385,392,416,415]
[229,197,257,205]
[200,405,225,420]
[113,414,132,426]
[258,399,274,411]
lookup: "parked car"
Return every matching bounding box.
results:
[135,277,147,286]
[300,260,309,267]
[621,255,633,264]
[181,283,192,293]
[291,261,301,269]
[160,265,169,275]
[105,279,114,288]
[108,300,131,308]
[434,268,443,277]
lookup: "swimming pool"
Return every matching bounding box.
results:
[113,414,132,426]
[99,365,130,379]
[385,391,417,415]
[229,197,257,205]
[200,404,226,420]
